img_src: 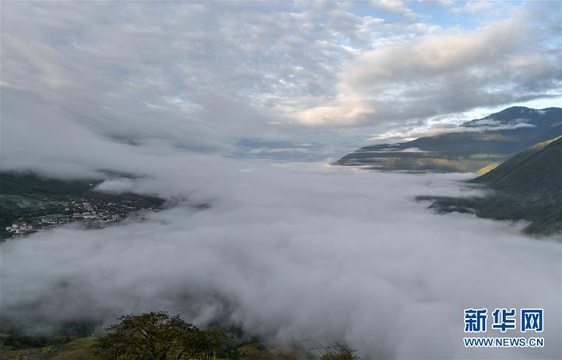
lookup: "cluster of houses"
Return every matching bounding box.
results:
[38,211,121,224]
[3,197,155,240]
[5,221,34,236]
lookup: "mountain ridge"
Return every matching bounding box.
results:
[335,106,562,173]
[417,136,562,236]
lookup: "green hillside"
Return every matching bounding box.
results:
[418,137,562,236]
[470,136,562,195]
[0,336,98,360]
[0,173,96,196]
[335,107,562,173]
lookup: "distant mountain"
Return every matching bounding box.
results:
[335,107,562,173]
[418,137,562,236]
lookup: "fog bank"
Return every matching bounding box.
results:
[2,162,560,359]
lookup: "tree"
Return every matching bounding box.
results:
[92,311,227,360]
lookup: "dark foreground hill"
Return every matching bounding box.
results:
[336,107,562,173]
[417,137,562,236]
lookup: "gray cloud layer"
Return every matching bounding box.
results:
[2,162,561,359]
[1,1,560,157]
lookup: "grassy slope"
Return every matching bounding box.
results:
[0,337,97,360]
[471,136,562,195]
[0,337,299,360]
[418,137,562,236]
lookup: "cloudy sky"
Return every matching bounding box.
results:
[1,0,561,163]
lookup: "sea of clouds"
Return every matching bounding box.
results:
[2,2,561,358]
[2,159,560,360]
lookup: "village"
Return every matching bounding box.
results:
[3,196,159,239]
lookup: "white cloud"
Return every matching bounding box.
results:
[296,9,561,126]
[464,1,494,13]
[370,0,416,20]
[1,1,559,156]
[1,161,560,359]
